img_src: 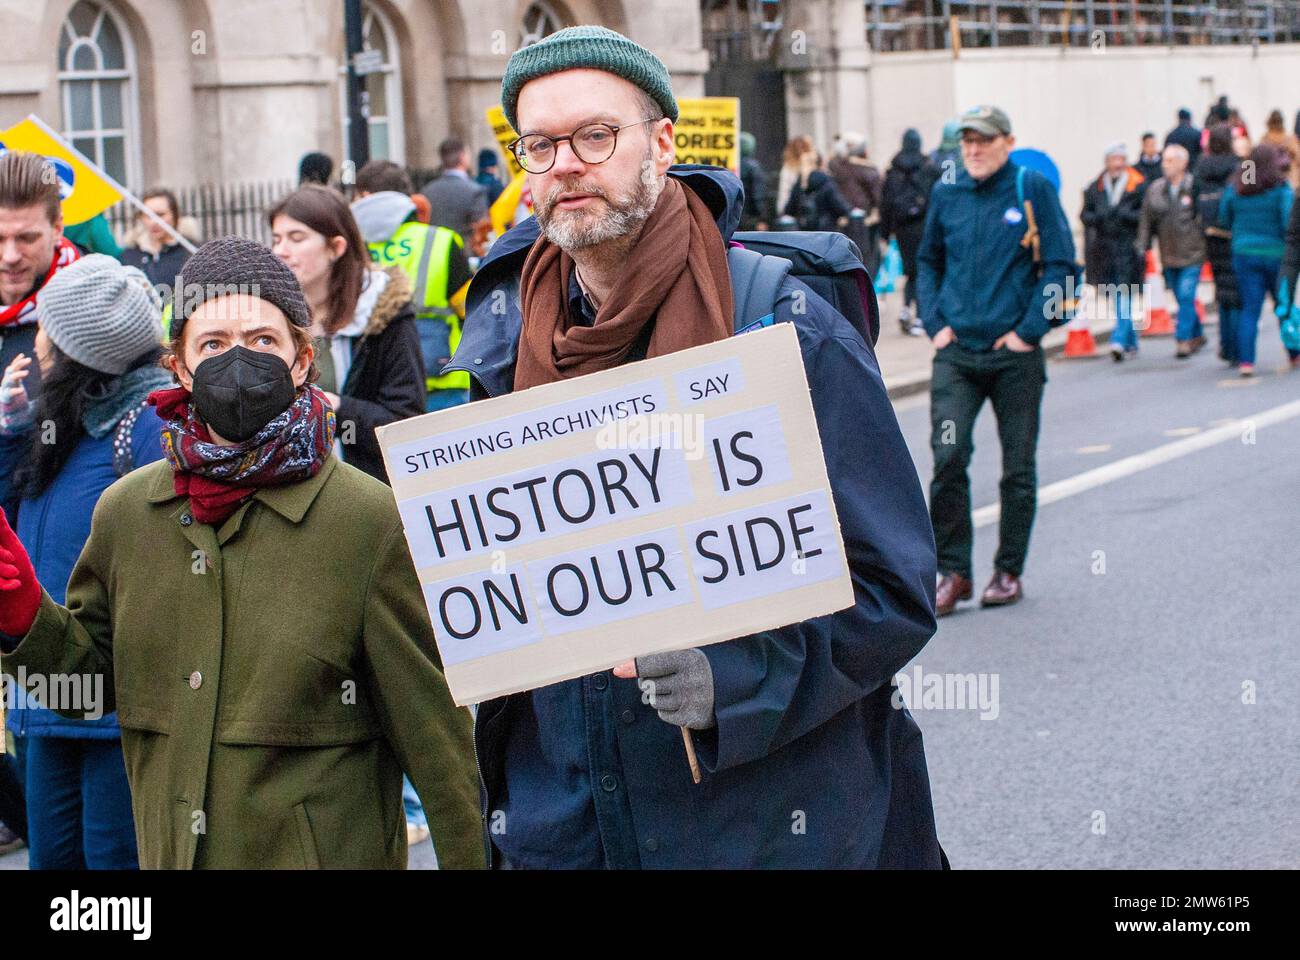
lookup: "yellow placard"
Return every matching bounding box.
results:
[490,170,528,236]
[673,97,741,173]
[486,104,523,178]
[0,116,124,226]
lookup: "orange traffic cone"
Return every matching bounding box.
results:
[1141,250,1174,337]
[1062,284,1097,358]
[1064,318,1097,357]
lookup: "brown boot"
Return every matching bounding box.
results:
[936,573,973,617]
[1175,341,1191,359]
[980,570,1023,607]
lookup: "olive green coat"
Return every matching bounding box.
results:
[1,456,485,869]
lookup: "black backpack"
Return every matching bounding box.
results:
[727,231,880,347]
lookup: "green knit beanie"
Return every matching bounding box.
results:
[501,25,679,133]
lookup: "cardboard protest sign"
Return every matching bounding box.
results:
[377,322,852,705]
[485,104,524,178]
[0,116,123,226]
[673,97,740,172]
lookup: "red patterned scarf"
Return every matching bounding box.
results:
[0,237,80,326]
[148,385,337,525]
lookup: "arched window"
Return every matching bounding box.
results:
[520,2,565,48]
[340,2,405,164]
[57,0,139,187]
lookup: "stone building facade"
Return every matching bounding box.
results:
[2,0,1297,213]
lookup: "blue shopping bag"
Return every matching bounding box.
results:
[874,237,902,294]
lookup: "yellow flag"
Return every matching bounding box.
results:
[0,115,124,226]
[490,170,528,237]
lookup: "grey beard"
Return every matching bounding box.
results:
[538,171,663,251]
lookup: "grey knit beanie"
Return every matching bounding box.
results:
[172,235,310,338]
[501,25,678,133]
[35,254,163,376]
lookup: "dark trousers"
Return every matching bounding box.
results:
[24,736,138,870]
[0,746,26,841]
[929,343,1047,579]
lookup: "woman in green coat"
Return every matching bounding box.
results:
[0,237,483,869]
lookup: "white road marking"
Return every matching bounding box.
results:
[972,398,1300,528]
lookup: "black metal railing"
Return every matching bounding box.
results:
[865,1,1300,51]
[103,178,295,247]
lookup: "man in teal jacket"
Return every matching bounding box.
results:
[917,104,1076,615]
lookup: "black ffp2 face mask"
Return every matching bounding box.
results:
[189,346,297,443]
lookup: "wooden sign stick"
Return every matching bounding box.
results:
[682,728,702,784]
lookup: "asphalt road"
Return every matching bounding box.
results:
[891,328,1300,868]
[4,327,1295,871]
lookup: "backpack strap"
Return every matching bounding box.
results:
[112,402,145,478]
[1016,166,1042,265]
[726,245,792,334]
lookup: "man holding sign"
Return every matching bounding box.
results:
[450,26,944,869]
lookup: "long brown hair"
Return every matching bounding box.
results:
[267,185,367,336]
[1233,145,1285,196]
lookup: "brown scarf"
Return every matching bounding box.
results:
[514,177,734,390]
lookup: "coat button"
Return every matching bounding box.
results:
[473,357,483,365]
[180,513,193,526]
[593,673,608,691]
[188,671,203,690]
[600,774,617,792]
[620,709,634,724]
[644,838,659,852]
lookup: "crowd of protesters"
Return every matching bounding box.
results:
[0,19,1296,869]
[743,99,1298,370]
[0,134,504,863]
[1077,101,1298,372]
[740,97,1296,617]
[0,24,947,871]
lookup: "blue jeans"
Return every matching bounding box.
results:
[402,775,427,829]
[1108,286,1138,351]
[426,389,470,413]
[1163,264,1203,342]
[1232,253,1293,365]
[24,737,138,869]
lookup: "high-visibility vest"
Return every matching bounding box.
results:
[367,220,470,392]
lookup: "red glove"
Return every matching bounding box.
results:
[0,507,40,638]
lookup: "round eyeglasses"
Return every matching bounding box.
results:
[508,118,657,173]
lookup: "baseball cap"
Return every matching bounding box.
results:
[956,105,1012,138]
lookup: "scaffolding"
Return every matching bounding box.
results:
[865,0,1300,51]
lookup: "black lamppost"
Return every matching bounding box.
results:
[343,0,370,172]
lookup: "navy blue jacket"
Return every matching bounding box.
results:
[917,161,1076,350]
[447,166,943,869]
[1,404,165,738]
